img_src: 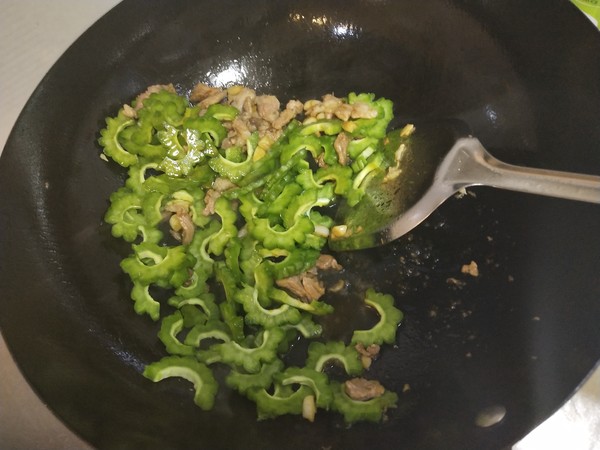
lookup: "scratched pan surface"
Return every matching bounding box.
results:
[1,0,600,449]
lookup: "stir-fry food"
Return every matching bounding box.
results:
[99,83,405,423]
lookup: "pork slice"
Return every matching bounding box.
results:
[315,254,343,271]
[344,378,386,401]
[190,82,223,103]
[255,95,281,123]
[333,132,350,166]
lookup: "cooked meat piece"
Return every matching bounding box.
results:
[255,95,281,123]
[315,254,343,271]
[133,84,176,111]
[302,271,326,300]
[177,211,195,245]
[201,178,236,216]
[276,276,305,299]
[198,90,227,109]
[212,177,237,192]
[167,204,195,245]
[228,86,256,112]
[304,94,345,120]
[250,117,272,139]
[355,343,381,359]
[272,99,303,129]
[461,261,479,277]
[122,103,137,119]
[321,94,343,111]
[190,82,223,103]
[230,117,253,143]
[350,101,378,119]
[303,99,323,118]
[242,95,255,115]
[355,343,381,369]
[276,269,325,302]
[264,128,283,143]
[333,132,350,166]
[203,189,221,216]
[304,94,374,122]
[288,98,304,114]
[164,200,190,215]
[344,378,386,401]
[316,153,328,168]
[334,103,353,121]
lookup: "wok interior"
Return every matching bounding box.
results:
[1,1,600,449]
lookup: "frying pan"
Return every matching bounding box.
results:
[1,1,600,449]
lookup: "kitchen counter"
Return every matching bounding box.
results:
[0,4,119,449]
[0,2,599,449]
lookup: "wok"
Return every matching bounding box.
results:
[1,0,600,449]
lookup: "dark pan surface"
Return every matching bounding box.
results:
[1,1,600,449]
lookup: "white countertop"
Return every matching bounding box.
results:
[0,1,599,449]
[0,4,120,448]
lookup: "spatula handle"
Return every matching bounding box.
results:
[446,138,600,204]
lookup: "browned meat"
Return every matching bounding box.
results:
[177,212,195,245]
[315,254,343,271]
[355,343,380,359]
[276,276,306,299]
[164,201,195,245]
[190,82,223,103]
[316,153,328,168]
[272,100,303,130]
[355,343,381,369]
[333,103,353,121]
[255,95,281,123]
[461,261,479,277]
[212,177,237,193]
[304,94,344,120]
[302,93,378,123]
[164,200,190,215]
[122,104,137,119]
[321,94,343,115]
[203,189,221,216]
[333,132,350,166]
[231,117,253,142]
[202,178,236,216]
[198,90,227,109]
[350,101,378,119]
[343,378,386,401]
[302,271,326,300]
[228,86,256,111]
[275,268,325,302]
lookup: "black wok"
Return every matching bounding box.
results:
[1,1,600,449]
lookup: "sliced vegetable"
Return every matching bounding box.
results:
[330,381,398,423]
[120,243,195,288]
[275,367,333,409]
[213,328,286,373]
[98,110,137,167]
[143,356,218,410]
[248,384,314,420]
[226,359,285,395]
[130,281,160,321]
[100,86,406,425]
[306,341,363,376]
[351,289,404,346]
[237,284,302,328]
[157,310,195,356]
